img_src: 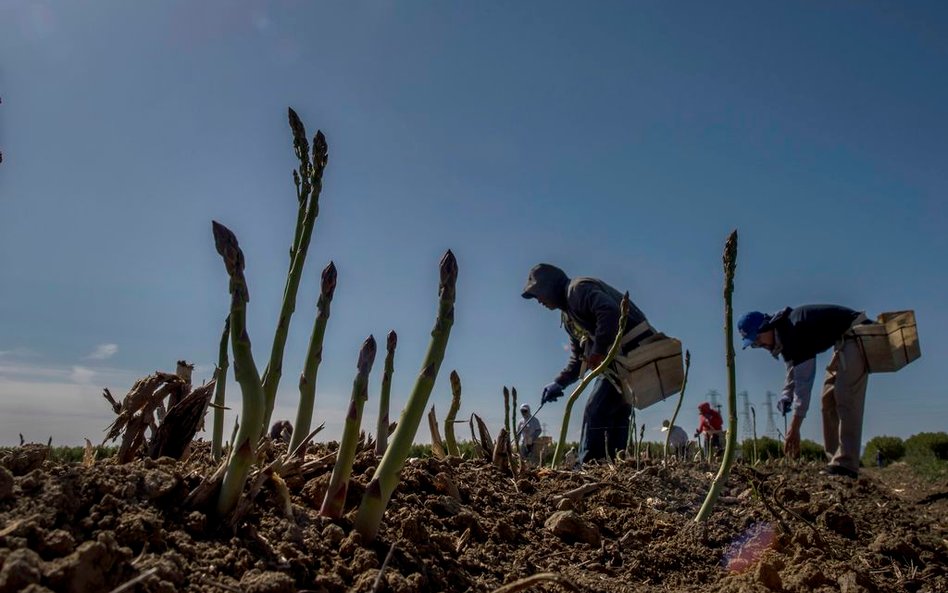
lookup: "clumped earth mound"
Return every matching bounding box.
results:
[1,443,946,593]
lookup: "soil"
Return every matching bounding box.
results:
[1,442,946,593]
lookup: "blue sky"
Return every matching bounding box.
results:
[1,1,946,449]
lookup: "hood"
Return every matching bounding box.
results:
[698,402,712,413]
[521,264,570,310]
[765,307,792,330]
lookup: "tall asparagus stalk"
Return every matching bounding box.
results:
[288,262,337,453]
[511,387,519,450]
[551,293,630,468]
[212,222,266,518]
[354,250,458,542]
[211,315,230,461]
[320,336,377,519]
[696,230,739,523]
[260,109,329,431]
[376,331,397,456]
[663,350,691,460]
[503,386,512,447]
[444,370,462,457]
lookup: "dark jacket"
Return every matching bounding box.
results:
[522,264,648,386]
[766,304,861,366]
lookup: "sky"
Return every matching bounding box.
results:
[1,1,946,450]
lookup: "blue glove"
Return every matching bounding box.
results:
[777,396,792,416]
[541,382,564,404]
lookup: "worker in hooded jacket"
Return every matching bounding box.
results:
[521,263,657,464]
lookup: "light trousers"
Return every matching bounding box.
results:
[820,337,869,473]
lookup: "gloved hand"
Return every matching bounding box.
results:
[541,382,564,404]
[776,396,792,416]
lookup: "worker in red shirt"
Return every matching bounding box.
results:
[695,402,724,456]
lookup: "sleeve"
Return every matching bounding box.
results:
[554,333,584,387]
[783,358,816,418]
[581,287,621,357]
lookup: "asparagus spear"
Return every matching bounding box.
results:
[320,336,377,518]
[211,315,230,461]
[696,230,739,523]
[551,293,629,468]
[260,109,329,430]
[663,350,691,461]
[289,262,337,453]
[376,331,398,456]
[211,221,265,518]
[503,386,512,451]
[354,250,458,542]
[444,370,462,457]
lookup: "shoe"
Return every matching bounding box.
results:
[820,465,858,479]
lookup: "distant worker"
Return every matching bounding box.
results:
[522,263,660,464]
[739,304,871,479]
[269,420,293,442]
[516,404,542,458]
[661,419,689,459]
[695,402,724,455]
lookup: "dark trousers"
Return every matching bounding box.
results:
[579,377,632,463]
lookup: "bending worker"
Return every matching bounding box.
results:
[516,404,542,459]
[521,263,657,463]
[695,402,724,455]
[739,304,870,478]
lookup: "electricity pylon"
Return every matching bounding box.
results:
[764,391,779,439]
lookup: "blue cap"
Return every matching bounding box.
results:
[738,311,770,349]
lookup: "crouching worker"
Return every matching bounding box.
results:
[662,419,689,459]
[695,402,724,456]
[516,404,542,459]
[521,263,660,464]
[739,304,870,478]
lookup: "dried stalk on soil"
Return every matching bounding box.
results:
[212,315,230,461]
[444,370,462,457]
[260,109,329,431]
[470,413,495,460]
[488,573,580,593]
[354,250,457,543]
[376,330,397,456]
[696,229,738,523]
[664,350,690,460]
[289,261,337,453]
[104,372,189,463]
[149,380,216,460]
[551,293,630,468]
[321,336,376,518]
[427,405,447,459]
[212,221,266,518]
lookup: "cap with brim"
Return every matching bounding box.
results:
[738,311,770,349]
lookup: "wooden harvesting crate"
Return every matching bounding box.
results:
[851,310,920,373]
[612,335,685,410]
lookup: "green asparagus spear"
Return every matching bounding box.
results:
[320,335,377,518]
[354,250,457,542]
[260,110,329,430]
[212,315,230,461]
[696,230,739,522]
[212,221,265,518]
[663,350,691,460]
[289,262,337,453]
[444,370,462,457]
[376,331,397,456]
